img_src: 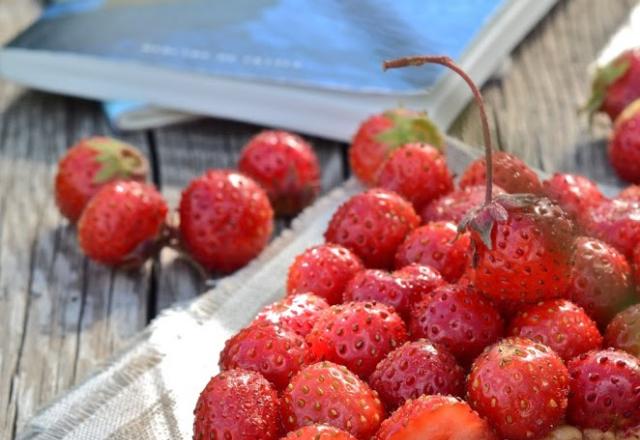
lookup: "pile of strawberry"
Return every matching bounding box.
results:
[193,57,640,440]
[54,131,321,271]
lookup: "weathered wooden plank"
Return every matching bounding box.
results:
[151,120,346,311]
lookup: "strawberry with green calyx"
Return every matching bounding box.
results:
[385,55,576,305]
[55,136,148,222]
[584,48,640,122]
[349,109,444,186]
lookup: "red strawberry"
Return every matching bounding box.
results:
[543,173,606,228]
[468,337,570,440]
[609,99,640,183]
[408,284,503,364]
[604,304,640,358]
[567,236,636,326]
[324,189,419,269]
[281,425,357,440]
[349,109,444,186]
[585,48,640,121]
[55,137,148,222]
[374,395,498,440]
[253,293,330,337]
[420,184,505,224]
[394,221,470,283]
[77,181,167,265]
[193,369,280,440]
[567,348,640,431]
[585,199,640,259]
[281,361,385,439]
[393,263,445,295]
[368,339,465,411]
[618,184,640,202]
[507,299,603,361]
[178,170,274,273]
[287,244,364,305]
[458,151,543,195]
[376,143,453,211]
[219,322,316,390]
[306,301,408,379]
[238,130,321,216]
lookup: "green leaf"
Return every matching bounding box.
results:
[375,110,445,152]
[583,57,630,117]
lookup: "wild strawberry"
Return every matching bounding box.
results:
[585,48,640,121]
[608,99,640,183]
[368,339,465,411]
[219,322,315,390]
[324,189,419,269]
[281,361,385,439]
[618,184,640,202]
[543,173,605,228]
[468,337,570,440]
[281,425,357,440]
[376,143,453,211]
[193,369,280,440]
[178,170,273,273]
[252,293,330,337]
[287,244,364,305]
[77,181,167,266]
[374,395,498,440]
[394,221,470,283]
[55,137,148,222]
[585,198,640,259]
[507,299,603,361]
[567,236,636,326]
[349,109,444,186]
[567,348,640,431]
[408,284,503,364]
[238,130,321,216]
[306,301,408,379]
[458,150,543,195]
[604,304,640,358]
[420,184,505,224]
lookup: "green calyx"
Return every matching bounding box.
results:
[375,110,445,151]
[583,57,630,117]
[87,137,148,184]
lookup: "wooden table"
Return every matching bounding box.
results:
[0,0,635,437]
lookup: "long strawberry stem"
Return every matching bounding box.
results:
[384,55,493,204]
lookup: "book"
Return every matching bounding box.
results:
[0,0,557,140]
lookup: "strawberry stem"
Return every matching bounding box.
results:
[384,55,494,204]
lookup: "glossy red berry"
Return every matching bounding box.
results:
[421,184,505,224]
[253,293,330,337]
[604,304,640,358]
[543,173,605,228]
[459,151,542,195]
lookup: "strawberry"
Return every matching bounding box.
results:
[567,348,640,431]
[394,221,470,283]
[468,337,570,440]
[567,236,636,326]
[585,198,640,259]
[349,109,444,186]
[585,48,640,121]
[77,181,167,266]
[420,184,505,224]
[376,143,453,211]
[253,293,330,337]
[458,151,543,195]
[55,137,148,222]
[193,369,280,440]
[368,339,465,411]
[408,284,504,364]
[374,395,498,440]
[281,425,357,440]
[618,184,640,202]
[324,189,419,269]
[543,173,606,229]
[342,265,443,318]
[178,169,274,273]
[219,322,316,390]
[306,301,408,379]
[287,244,364,305]
[281,361,385,439]
[609,99,640,183]
[238,130,321,216]
[604,304,640,358]
[507,299,603,361]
